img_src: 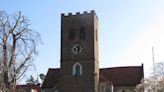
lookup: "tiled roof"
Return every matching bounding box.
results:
[100,65,144,87]
[42,68,60,88]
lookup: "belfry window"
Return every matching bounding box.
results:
[80,27,85,40]
[69,28,75,40]
[73,62,82,76]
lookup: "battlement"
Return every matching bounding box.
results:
[61,10,95,17]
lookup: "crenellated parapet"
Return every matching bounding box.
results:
[61,10,95,17]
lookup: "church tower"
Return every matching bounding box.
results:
[60,10,99,92]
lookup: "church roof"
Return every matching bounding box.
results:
[100,65,144,86]
[42,65,144,88]
[42,68,60,88]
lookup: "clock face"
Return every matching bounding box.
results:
[72,43,82,55]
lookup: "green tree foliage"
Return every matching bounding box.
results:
[26,75,39,85]
[39,73,45,84]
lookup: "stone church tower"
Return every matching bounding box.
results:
[60,10,99,92]
[42,11,144,92]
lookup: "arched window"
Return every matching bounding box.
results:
[75,64,81,76]
[73,62,82,76]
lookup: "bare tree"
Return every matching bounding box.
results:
[155,62,164,79]
[0,11,41,92]
[136,62,164,92]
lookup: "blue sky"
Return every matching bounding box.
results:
[1,0,164,83]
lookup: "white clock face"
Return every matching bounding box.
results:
[72,43,82,55]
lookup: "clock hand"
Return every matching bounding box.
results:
[74,46,78,52]
[76,46,79,51]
